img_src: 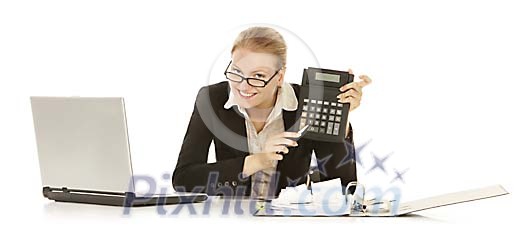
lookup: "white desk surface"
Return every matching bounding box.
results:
[3,194,517,239]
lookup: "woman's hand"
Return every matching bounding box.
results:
[337,68,372,112]
[242,132,300,177]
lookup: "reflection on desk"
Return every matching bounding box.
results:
[42,196,442,222]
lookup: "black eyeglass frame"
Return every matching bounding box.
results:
[223,60,282,88]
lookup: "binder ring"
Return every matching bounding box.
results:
[345,181,365,213]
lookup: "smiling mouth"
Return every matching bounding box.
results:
[238,90,258,99]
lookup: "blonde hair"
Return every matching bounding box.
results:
[231,27,287,69]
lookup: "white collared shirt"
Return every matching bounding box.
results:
[224,82,298,199]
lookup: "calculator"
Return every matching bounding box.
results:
[297,67,354,142]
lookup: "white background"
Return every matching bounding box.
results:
[1,0,524,239]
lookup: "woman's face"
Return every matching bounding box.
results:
[228,48,283,110]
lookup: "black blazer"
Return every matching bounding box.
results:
[172,81,357,197]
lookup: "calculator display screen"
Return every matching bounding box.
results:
[315,72,340,83]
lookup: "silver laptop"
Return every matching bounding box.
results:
[30,97,207,206]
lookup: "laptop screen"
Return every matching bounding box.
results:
[31,97,135,193]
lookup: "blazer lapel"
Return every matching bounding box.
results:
[222,106,249,155]
[217,84,250,155]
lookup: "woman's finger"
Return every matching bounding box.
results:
[358,75,372,87]
[337,87,359,99]
[344,88,361,98]
[279,131,301,139]
[350,87,362,95]
[268,153,284,161]
[269,136,297,147]
[338,89,361,102]
[339,82,358,92]
[273,145,289,154]
[340,75,372,92]
[339,83,363,95]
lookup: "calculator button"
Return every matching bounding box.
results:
[302,105,308,111]
[319,128,325,134]
[316,107,322,112]
[323,101,329,106]
[308,113,315,118]
[320,121,326,127]
[326,122,334,135]
[316,100,323,104]
[301,112,307,117]
[329,109,336,115]
[333,123,340,135]
[310,106,315,111]
[315,114,320,119]
[336,109,342,115]
[335,116,341,122]
[321,115,327,120]
[331,102,337,107]
[314,120,319,126]
[337,103,343,108]
[328,115,335,121]
[310,99,316,103]
[322,108,328,113]
[309,126,318,133]
[307,119,314,125]
[304,99,309,103]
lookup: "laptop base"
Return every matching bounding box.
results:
[43,187,208,207]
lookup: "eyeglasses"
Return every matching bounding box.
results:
[223,60,281,88]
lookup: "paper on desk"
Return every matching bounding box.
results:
[266,178,350,216]
[311,178,346,203]
[271,184,312,206]
[272,178,345,206]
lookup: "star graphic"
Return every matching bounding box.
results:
[316,154,332,177]
[286,176,302,187]
[390,168,409,183]
[355,139,372,167]
[366,152,393,174]
[336,139,371,169]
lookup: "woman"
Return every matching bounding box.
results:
[172,26,371,199]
